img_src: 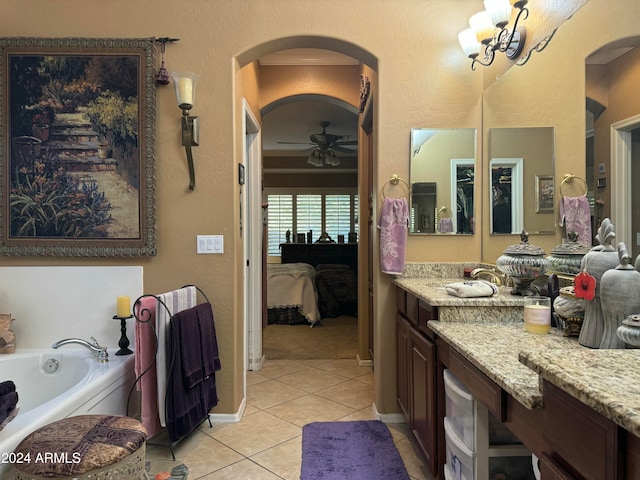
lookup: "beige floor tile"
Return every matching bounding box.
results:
[208,410,301,457]
[247,379,307,410]
[354,370,375,385]
[266,393,356,426]
[315,378,375,410]
[275,366,349,393]
[250,436,302,480]
[257,359,311,379]
[315,358,372,378]
[299,358,333,367]
[198,458,283,479]
[386,421,412,444]
[146,430,244,479]
[243,402,261,416]
[336,405,376,422]
[246,370,270,386]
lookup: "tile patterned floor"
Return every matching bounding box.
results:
[146,358,434,479]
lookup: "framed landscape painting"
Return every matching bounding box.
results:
[0,37,157,256]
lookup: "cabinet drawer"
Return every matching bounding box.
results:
[543,380,622,480]
[396,287,406,316]
[418,299,438,338]
[448,349,505,421]
[406,292,419,326]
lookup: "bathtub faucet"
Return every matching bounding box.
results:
[52,336,109,363]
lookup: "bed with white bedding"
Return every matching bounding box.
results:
[266,262,320,326]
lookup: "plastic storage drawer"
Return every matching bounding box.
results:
[445,417,475,480]
[444,368,476,449]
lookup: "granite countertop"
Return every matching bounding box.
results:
[429,321,640,437]
[520,348,640,437]
[428,322,582,409]
[394,277,525,308]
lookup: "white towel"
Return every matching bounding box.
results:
[156,285,197,426]
[445,280,498,298]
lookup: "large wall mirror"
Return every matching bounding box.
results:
[409,128,476,235]
[488,127,556,235]
[586,39,640,258]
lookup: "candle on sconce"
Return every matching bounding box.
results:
[523,296,551,334]
[116,296,131,318]
[177,77,193,106]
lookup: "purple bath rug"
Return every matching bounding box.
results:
[300,420,410,480]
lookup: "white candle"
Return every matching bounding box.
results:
[524,296,551,334]
[178,78,193,106]
[117,296,131,318]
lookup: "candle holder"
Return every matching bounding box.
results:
[113,315,133,355]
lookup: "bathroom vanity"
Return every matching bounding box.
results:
[395,273,640,480]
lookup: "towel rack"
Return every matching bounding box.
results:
[382,174,410,199]
[127,284,214,459]
[560,173,588,197]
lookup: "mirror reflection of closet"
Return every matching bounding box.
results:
[488,127,555,235]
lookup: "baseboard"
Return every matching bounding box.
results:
[356,354,373,367]
[208,396,246,423]
[372,402,406,424]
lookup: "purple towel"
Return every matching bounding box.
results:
[377,197,409,275]
[559,196,592,245]
[438,217,453,233]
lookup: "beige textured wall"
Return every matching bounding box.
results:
[0,0,482,416]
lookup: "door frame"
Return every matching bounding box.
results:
[243,99,265,372]
[610,113,640,252]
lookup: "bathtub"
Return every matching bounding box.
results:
[0,348,138,478]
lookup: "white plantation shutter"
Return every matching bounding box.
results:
[267,194,293,256]
[266,190,358,257]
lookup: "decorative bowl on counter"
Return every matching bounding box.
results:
[553,286,585,337]
[616,314,640,348]
[546,231,591,275]
[496,230,550,296]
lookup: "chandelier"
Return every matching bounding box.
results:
[307,148,340,167]
[458,0,529,70]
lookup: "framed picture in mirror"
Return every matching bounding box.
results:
[535,175,555,213]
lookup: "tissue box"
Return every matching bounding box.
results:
[0,313,16,354]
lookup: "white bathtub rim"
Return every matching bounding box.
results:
[0,349,135,457]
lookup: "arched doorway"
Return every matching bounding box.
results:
[236,37,377,371]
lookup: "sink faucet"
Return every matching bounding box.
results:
[52,336,109,363]
[470,267,510,286]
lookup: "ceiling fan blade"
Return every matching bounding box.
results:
[333,140,358,146]
[277,141,315,145]
[310,133,328,145]
[331,145,356,154]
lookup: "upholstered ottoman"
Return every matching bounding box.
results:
[12,414,148,479]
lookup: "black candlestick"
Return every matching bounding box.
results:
[113,315,133,355]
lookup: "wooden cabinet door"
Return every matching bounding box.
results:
[410,327,437,475]
[396,314,410,418]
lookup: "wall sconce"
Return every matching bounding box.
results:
[458,0,528,70]
[170,71,199,190]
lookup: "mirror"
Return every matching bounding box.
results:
[409,128,476,235]
[488,127,556,235]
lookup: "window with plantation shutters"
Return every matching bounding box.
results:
[266,189,358,257]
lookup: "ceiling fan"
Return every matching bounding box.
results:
[278,121,357,167]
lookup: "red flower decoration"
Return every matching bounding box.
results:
[574,271,596,301]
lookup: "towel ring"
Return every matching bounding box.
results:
[560,173,588,197]
[382,174,409,199]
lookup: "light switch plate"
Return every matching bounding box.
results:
[197,235,223,254]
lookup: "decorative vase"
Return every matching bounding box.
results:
[578,219,620,348]
[496,230,549,296]
[616,314,640,348]
[599,243,640,349]
[546,231,590,275]
[553,286,585,337]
